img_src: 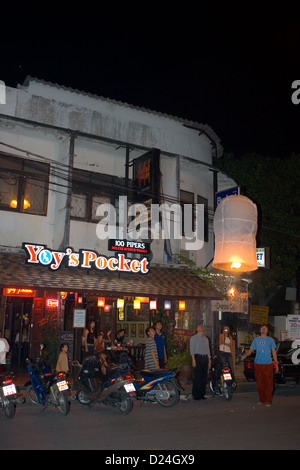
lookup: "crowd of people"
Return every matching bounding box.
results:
[2,318,278,407]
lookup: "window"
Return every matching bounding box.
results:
[71,168,133,222]
[0,154,49,215]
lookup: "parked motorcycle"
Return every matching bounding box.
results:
[133,368,179,407]
[25,357,70,415]
[209,355,236,401]
[71,351,136,415]
[0,372,25,418]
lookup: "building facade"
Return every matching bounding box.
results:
[0,77,237,363]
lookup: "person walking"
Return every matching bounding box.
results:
[154,320,167,368]
[145,326,159,370]
[189,324,211,400]
[219,325,236,383]
[242,324,278,407]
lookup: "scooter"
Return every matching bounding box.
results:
[25,357,70,415]
[0,372,25,418]
[71,351,136,415]
[133,368,180,407]
[209,355,236,401]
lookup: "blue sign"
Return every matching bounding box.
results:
[215,187,239,207]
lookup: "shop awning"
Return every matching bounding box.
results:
[0,252,222,300]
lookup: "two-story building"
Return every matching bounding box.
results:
[0,76,237,361]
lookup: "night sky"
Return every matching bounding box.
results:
[2,4,300,158]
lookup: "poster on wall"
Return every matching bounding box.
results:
[287,315,300,339]
[73,309,86,328]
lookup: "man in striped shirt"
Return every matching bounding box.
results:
[145,326,159,370]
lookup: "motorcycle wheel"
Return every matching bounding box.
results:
[223,383,232,401]
[154,380,179,407]
[57,392,70,416]
[114,392,133,414]
[3,399,15,419]
[26,385,40,405]
[77,390,91,406]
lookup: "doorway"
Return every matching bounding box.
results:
[4,297,33,367]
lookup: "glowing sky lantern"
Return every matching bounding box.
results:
[212,195,258,272]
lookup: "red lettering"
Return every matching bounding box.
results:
[140,257,149,274]
[81,250,97,268]
[24,244,44,263]
[118,254,131,271]
[130,259,140,273]
[51,251,65,270]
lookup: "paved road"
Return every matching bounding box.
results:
[1,382,300,452]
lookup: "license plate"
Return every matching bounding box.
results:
[224,373,232,380]
[124,383,135,393]
[3,384,17,396]
[57,380,69,391]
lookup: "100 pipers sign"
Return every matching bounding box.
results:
[22,243,149,274]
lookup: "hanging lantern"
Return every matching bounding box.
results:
[97,297,105,307]
[164,300,171,310]
[134,299,141,309]
[149,300,157,310]
[212,195,258,272]
[117,298,124,309]
[178,300,186,311]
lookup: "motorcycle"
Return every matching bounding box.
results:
[71,351,136,415]
[209,355,236,401]
[25,357,70,415]
[0,372,25,418]
[133,368,179,407]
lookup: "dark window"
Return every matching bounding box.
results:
[0,154,49,215]
[71,168,134,222]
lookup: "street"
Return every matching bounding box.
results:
[1,381,300,452]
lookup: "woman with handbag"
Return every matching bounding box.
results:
[219,326,236,383]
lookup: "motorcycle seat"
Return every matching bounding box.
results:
[141,369,173,377]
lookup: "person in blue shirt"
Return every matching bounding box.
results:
[242,325,278,407]
[154,321,167,368]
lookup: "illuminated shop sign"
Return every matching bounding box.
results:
[108,239,150,255]
[22,243,149,274]
[3,288,36,297]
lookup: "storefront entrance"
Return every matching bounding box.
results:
[3,296,33,367]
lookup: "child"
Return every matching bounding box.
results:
[56,343,69,374]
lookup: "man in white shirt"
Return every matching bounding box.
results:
[190,324,211,400]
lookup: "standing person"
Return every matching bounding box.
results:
[242,325,278,407]
[154,320,167,368]
[0,335,10,373]
[56,343,69,374]
[145,326,159,370]
[189,324,211,400]
[84,321,96,354]
[219,326,236,383]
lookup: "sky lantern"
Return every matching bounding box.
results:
[212,195,258,272]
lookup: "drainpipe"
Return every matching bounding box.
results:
[59,134,75,251]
